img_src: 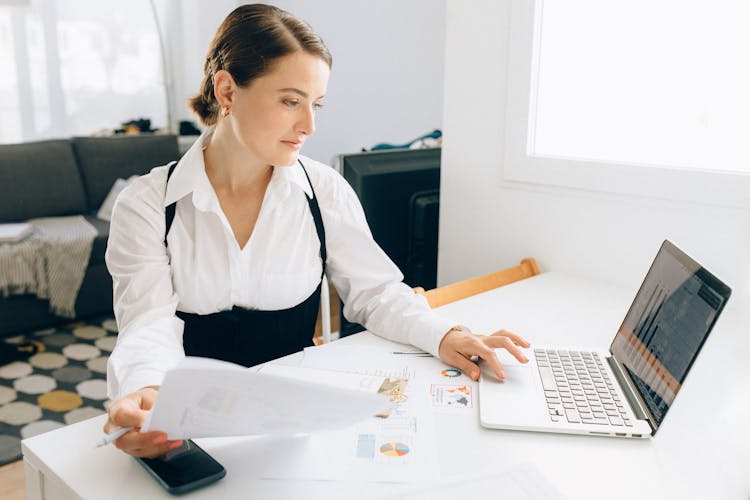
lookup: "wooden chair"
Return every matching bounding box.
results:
[414,258,540,308]
[312,278,339,346]
[311,258,539,345]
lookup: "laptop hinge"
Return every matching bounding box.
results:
[606,355,655,432]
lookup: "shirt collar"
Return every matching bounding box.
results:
[163,126,314,210]
[163,126,214,208]
[272,157,314,199]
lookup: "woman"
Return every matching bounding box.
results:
[104,4,529,458]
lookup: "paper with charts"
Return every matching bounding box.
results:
[253,344,440,482]
[141,356,389,439]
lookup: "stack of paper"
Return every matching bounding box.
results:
[0,223,32,243]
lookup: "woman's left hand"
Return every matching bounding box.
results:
[438,327,531,381]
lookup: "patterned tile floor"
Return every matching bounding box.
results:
[0,316,115,466]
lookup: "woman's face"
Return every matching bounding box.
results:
[226,51,330,167]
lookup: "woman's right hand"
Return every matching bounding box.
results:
[103,386,183,458]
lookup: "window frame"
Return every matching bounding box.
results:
[502,0,750,208]
[1,0,168,144]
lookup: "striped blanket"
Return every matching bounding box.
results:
[0,215,97,318]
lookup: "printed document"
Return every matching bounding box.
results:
[141,356,388,439]
[255,344,440,482]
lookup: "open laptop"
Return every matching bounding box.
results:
[479,240,731,439]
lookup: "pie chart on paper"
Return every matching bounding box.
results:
[379,442,410,457]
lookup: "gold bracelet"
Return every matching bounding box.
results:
[447,325,470,334]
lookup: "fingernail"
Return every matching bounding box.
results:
[522,356,529,363]
[471,371,479,380]
[170,440,183,449]
[499,371,506,379]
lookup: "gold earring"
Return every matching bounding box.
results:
[221,106,230,117]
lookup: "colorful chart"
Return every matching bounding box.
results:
[431,384,473,408]
[379,442,410,457]
[441,368,461,377]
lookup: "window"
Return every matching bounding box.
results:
[0,0,166,144]
[503,0,750,207]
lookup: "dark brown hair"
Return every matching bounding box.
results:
[189,4,332,126]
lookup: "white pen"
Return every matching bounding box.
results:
[96,426,133,448]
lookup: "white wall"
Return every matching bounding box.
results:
[266,0,446,164]
[156,0,238,133]
[439,0,750,311]
[161,0,446,166]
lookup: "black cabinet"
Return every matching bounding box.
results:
[337,148,441,337]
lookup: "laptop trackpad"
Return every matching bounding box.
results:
[479,362,537,393]
[479,361,548,428]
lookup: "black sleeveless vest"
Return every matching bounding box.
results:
[164,159,326,367]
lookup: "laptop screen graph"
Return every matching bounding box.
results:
[610,241,731,429]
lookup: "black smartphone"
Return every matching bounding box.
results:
[134,439,226,495]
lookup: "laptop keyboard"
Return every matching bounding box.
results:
[535,349,633,427]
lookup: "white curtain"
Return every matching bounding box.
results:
[0,0,167,144]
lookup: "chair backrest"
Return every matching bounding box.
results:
[414,258,540,308]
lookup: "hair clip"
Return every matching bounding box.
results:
[217,47,225,71]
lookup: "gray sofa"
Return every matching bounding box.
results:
[0,134,179,338]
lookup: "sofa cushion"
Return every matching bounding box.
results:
[73,134,179,211]
[0,140,88,221]
[83,216,109,266]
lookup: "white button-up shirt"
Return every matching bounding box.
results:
[105,128,456,398]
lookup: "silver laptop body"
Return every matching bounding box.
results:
[479,241,731,439]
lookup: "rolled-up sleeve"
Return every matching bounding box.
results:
[105,169,184,399]
[321,174,457,357]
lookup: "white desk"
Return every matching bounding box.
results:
[22,273,750,499]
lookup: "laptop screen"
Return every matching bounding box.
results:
[610,240,731,429]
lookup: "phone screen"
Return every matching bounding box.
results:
[135,439,226,494]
